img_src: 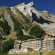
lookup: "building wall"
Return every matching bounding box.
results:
[21,40,42,50]
[14,41,21,50]
[42,34,55,50]
[43,39,54,49]
[14,34,55,50]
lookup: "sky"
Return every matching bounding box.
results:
[0,0,55,15]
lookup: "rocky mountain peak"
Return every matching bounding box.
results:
[10,2,55,36]
[10,2,40,22]
[15,3,25,7]
[26,1,34,7]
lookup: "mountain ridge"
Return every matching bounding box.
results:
[0,2,55,41]
[12,2,55,36]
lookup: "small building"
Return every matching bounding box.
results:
[14,40,22,50]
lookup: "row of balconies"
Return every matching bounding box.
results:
[14,39,55,50]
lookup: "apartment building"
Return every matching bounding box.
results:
[14,33,55,50]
